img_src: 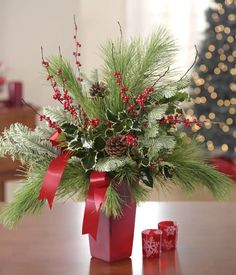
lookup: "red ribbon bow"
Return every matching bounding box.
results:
[38,132,70,208]
[82,171,110,240]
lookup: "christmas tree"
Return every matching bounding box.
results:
[190,0,236,158]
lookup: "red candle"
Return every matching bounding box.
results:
[8,81,23,107]
[158,221,178,251]
[142,229,162,258]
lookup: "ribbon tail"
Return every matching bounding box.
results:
[38,151,70,208]
[82,187,107,240]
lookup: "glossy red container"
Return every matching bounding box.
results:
[89,184,136,262]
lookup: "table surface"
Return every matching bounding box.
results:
[1,201,236,275]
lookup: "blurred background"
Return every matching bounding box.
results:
[1,0,235,201]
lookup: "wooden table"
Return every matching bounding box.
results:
[0,106,37,200]
[0,202,236,275]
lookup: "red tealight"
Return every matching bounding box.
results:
[158,221,178,251]
[142,229,162,258]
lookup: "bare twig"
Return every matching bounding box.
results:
[152,67,170,87]
[117,21,123,41]
[73,14,78,31]
[179,45,199,81]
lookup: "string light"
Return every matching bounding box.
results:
[230,68,236,75]
[207,140,214,151]
[209,113,216,119]
[218,48,224,54]
[199,115,206,121]
[201,96,207,103]
[216,33,223,40]
[225,0,233,5]
[224,27,231,34]
[232,51,236,57]
[187,109,194,116]
[208,45,216,52]
[230,98,236,104]
[226,118,233,125]
[220,54,226,61]
[193,87,201,94]
[233,131,236,138]
[223,44,230,50]
[210,92,217,99]
[222,125,230,132]
[208,86,215,93]
[217,99,224,106]
[205,121,212,129]
[227,55,234,62]
[224,99,230,106]
[205,52,212,59]
[196,135,205,142]
[212,13,219,20]
[215,25,224,32]
[221,144,228,152]
[227,36,234,43]
[229,83,236,91]
[214,67,221,74]
[229,107,236,114]
[228,14,236,21]
[199,64,208,72]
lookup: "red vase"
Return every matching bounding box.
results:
[88,184,136,262]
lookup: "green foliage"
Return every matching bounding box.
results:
[102,184,123,217]
[95,156,136,172]
[43,106,78,125]
[0,158,89,228]
[165,138,234,199]
[0,123,60,164]
[101,28,177,113]
[0,165,46,229]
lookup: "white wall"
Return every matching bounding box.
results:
[0,0,125,107]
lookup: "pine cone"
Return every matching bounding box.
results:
[105,135,127,157]
[89,81,106,97]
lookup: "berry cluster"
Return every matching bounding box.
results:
[124,134,138,147]
[114,71,130,104]
[89,118,100,128]
[158,114,202,128]
[135,86,154,109]
[73,20,83,82]
[39,115,61,133]
[43,64,77,117]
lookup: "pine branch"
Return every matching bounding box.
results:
[0,158,89,229]
[43,106,77,125]
[166,138,234,199]
[0,165,47,229]
[0,123,60,164]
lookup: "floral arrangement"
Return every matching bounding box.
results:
[0,21,233,228]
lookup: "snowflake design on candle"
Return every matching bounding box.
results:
[143,237,159,257]
[164,225,176,236]
[162,239,174,250]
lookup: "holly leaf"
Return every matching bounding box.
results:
[61,123,78,135]
[106,109,118,123]
[94,156,136,172]
[140,168,153,188]
[94,136,106,151]
[81,151,97,170]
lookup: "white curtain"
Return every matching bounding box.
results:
[125,0,212,70]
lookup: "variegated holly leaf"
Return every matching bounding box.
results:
[94,156,136,172]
